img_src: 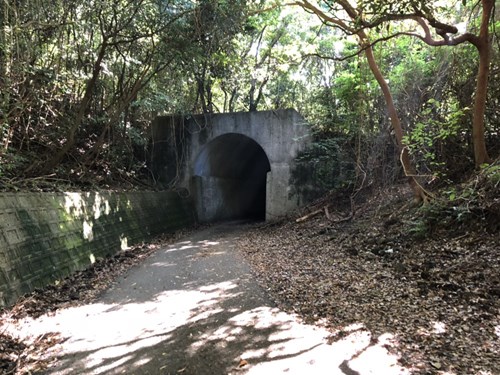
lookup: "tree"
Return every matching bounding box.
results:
[295,0,496,201]
[296,0,431,201]
[0,0,198,180]
[194,5,314,113]
[357,0,494,167]
[177,0,249,113]
[38,0,193,173]
[1,0,495,190]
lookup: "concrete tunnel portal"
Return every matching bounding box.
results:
[150,109,312,222]
[193,133,271,221]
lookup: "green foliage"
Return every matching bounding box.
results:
[403,97,471,178]
[0,0,252,187]
[0,0,498,192]
[209,7,317,112]
[358,0,458,23]
[294,136,356,200]
[411,159,500,238]
[0,153,28,179]
[408,197,471,239]
[480,163,500,186]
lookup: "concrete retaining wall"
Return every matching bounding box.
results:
[0,191,194,307]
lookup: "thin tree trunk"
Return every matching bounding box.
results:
[249,78,257,111]
[83,77,144,165]
[1,1,13,152]
[229,88,237,112]
[471,0,493,167]
[361,33,428,202]
[31,41,107,174]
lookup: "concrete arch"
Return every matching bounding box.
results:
[192,133,271,221]
[193,133,271,178]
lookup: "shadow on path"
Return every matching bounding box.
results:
[8,222,409,375]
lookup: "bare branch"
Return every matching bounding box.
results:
[294,0,353,32]
[411,17,479,46]
[301,31,433,62]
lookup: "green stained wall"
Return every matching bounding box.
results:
[0,191,194,307]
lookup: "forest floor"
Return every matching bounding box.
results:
[0,183,499,374]
[236,184,499,375]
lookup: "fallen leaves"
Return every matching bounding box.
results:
[237,186,500,375]
[0,186,498,374]
[0,332,62,374]
[0,333,25,374]
[429,360,442,370]
[238,358,248,368]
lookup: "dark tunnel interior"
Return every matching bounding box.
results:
[194,133,271,221]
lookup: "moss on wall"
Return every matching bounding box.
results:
[0,191,194,307]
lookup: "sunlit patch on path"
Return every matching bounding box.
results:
[2,223,410,374]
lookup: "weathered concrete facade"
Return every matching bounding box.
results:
[150,109,311,222]
[0,191,194,307]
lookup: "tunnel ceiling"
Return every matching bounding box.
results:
[194,133,271,179]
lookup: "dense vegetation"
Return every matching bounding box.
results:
[1,0,499,195]
[1,3,499,374]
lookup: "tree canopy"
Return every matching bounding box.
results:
[0,0,498,193]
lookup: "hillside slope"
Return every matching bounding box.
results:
[238,183,499,374]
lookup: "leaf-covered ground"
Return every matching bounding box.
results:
[237,185,499,375]
[0,185,498,374]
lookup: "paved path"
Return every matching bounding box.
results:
[12,222,408,374]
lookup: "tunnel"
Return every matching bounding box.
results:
[193,133,271,222]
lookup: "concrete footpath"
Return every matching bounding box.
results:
[12,222,408,374]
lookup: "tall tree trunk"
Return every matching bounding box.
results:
[229,88,237,112]
[249,78,257,111]
[471,0,493,167]
[361,32,428,202]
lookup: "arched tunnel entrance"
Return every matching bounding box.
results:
[192,133,271,222]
